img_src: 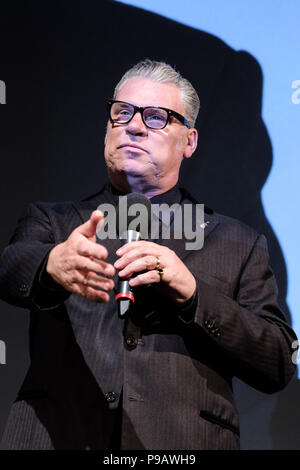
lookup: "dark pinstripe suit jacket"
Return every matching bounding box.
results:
[0,186,296,450]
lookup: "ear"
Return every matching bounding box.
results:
[183,128,198,159]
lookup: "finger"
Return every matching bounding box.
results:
[75,210,104,239]
[129,270,161,287]
[118,255,157,278]
[76,237,108,261]
[115,246,159,270]
[75,256,115,277]
[116,240,157,257]
[72,270,115,290]
[73,283,110,303]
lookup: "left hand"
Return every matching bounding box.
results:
[114,241,196,306]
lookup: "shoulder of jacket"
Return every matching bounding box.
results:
[25,200,77,216]
[212,211,260,243]
[180,187,260,242]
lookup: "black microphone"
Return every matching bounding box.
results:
[115,193,152,317]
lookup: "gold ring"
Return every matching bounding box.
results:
[155,257,164,279]
[155,256,161,270]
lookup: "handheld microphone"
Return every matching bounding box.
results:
[115,193,152,317]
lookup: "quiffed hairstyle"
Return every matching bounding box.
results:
[113,59,200,128]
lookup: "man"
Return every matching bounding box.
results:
[0,60,297,450]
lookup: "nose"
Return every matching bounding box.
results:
[126,110,148,136]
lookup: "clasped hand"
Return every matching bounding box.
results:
[114,240,196,305]
[47,210,196,305]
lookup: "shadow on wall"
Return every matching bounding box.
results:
[0,0,298,449]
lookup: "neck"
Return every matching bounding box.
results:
[108,172,179,198]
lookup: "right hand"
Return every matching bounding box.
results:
[46,210,115,302]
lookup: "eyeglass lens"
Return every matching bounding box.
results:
[110,102,168,129]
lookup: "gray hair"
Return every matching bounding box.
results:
[113,59,200,128]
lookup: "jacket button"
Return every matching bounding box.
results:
[204,319,214,329]
[19,284,29,294]
[105,391,118,403]
[211,327,220,337]
[125,335,137,350]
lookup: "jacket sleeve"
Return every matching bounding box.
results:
[0,202,70,310]
[190,234,297,393]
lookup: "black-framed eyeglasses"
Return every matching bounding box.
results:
[107,99,190,130]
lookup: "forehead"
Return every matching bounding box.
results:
[115,77,184,112]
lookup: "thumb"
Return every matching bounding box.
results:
[76,210,104,238]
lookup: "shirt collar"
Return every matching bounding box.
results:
[106,182,182,209]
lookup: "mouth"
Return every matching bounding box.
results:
[118,144,148,153]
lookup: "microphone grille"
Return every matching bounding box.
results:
[116,192,152,238]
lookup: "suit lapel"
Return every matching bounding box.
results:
[158,211,219,263]
[153,186,220,262]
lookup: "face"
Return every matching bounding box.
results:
[104,77,198,196]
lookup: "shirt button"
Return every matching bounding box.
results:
[105,391,118,403]
[125,335,137,350]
